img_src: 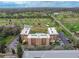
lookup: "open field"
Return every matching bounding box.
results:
[0,18,53,26]
[0,11,78,45]
[55,11,79,32]
[0,17,54,44]
[0,11,78,47]
[0,18,53,33]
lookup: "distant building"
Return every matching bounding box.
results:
[20,26,59,47]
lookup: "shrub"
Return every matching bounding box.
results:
[17,44,23,58]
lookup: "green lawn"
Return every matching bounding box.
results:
[55,11,79,32]
[0,36,15,45]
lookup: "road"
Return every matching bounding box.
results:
[23,50,79,58]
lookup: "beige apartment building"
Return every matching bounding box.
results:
[20,26,59,47]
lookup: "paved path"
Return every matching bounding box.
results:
[4,35,19,58]
[4,52,17,58]
[7,35,19,50]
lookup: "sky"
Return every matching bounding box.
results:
[0,1,79,8]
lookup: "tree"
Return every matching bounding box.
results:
[0,26,4,32]
[63,44,74,50]
[76,40,79,49]
[17,44,23,58]
[0,42,6,53]
[11,48,16,54]
[2,25,21,36]
[18,35,22,43]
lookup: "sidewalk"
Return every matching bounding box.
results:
[4,52,17,58]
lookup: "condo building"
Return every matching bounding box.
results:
[20,26,59,47]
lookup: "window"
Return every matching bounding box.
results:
[31,38,36,46]
[41,38,46,45]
